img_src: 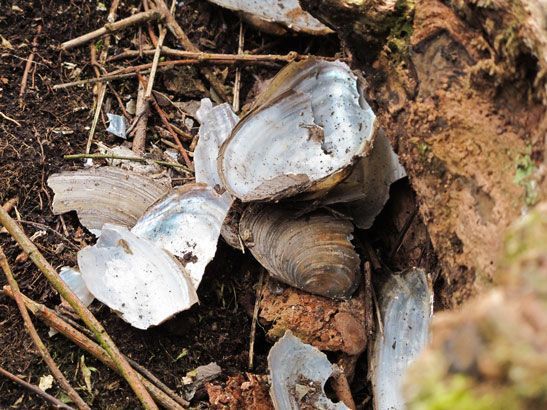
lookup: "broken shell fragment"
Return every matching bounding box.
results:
[240,204,360,299]
[218,60,377,202]
[206,0,332,35]
[77,224,198,329]
[59,266,94,307]
[132,184,230,288]
[268,331,348,410]
[48,167,170,236]
[370,268,432,410]
[323,132,407,229]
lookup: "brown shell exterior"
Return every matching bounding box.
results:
[240,204,360,299]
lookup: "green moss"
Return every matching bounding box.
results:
[385,0,415,56]
[513,148,539,206]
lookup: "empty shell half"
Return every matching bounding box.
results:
[239,204,360,299]
[268,330,348,410]
[132,184,230,288]
[322,132,407,229]
[77,224,198,329]
[218,59,377,202]
[48,167,170,236]
[370,268,433,410]
[206,0,332,35]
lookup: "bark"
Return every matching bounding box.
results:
[301,0,547,305]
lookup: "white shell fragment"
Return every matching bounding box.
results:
[207,0,332,35]
[370,268,433,410]
[218,59,377,202]
[48,167,170,236]
[323,132,407,229]
[195,99,239,193]
[106,113,128,139]
[77,224,198,329]
[59,266,94,307]
[268,331,349,410]
[132,184,230,288]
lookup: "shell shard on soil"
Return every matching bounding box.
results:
[195,99,239,194]
[59,266,94,307]
[77,224,198,329]
[206,0,332,35]
[48,167,170,236]
[132,184,230,288]
[239,204,360,299]
[268,331,349,410]
[370,268,433,410]
[323,132,407,229]
[218,59,377,202]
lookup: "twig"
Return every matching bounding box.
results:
[233,22,244,113]
[107,47,340,63]
[61,10,162,50]
[63,153,192,172]
[2,197,18,212]
[2,287,188,409]
[0,209,158,410]
[19,25,42,108]
[86,0,121,154]
[389,206,418,259]
[0,110,22,127]
[331,366,357,410]
[0,366,74,410]
[248,270,264,370]
[149,96,193,168]
[0,247,90,410]
[152,0,229,102]
[132,74,149,155]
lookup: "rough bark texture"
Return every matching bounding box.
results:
[301,0,547,305]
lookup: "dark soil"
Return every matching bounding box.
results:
[0,1,438,409]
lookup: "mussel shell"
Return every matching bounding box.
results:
[239,203,360,299]
[218,59,377,202]
[131,183,230,288]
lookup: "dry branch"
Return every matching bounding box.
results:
[64,153,191,172]
[61,10,162,50]
[0,207,158,410]
[19,25,42,108]
[0,366,74,410]
[2,287,188,410]
[0,247,90,410]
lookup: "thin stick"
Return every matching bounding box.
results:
[2,197,18,212]
[248,270,264,370]
[61,10,162,50]
[389,206,418,259]
[85,0,121,154]
[107,47,336,63]
[0,110,22,127]
[0,209,158,410]
[0,247,90,410]
[132,74,149,155]
[152,0,229,102]
[19,25,42,108]
[64,153,192,172]
[232,22,244,113]
[331,367,356,410]
[2,287,188,409]
[0,366,74,410]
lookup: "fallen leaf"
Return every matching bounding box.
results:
[79,355,96,394]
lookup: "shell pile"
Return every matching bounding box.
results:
[48,59,405,329]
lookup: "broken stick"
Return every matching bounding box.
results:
[61,10,162,50]
[0,247,90,410]
[0,366,74,410]
[0,207,158,410]
[19,25,42,108]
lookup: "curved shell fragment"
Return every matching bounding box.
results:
[268,331,349,410]
[218,59,377,202]
[77,224,198,329]
[48,167,170,236]
[206,0,332,35]
[132,184,231,288]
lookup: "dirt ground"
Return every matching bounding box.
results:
[0,1,439,408]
